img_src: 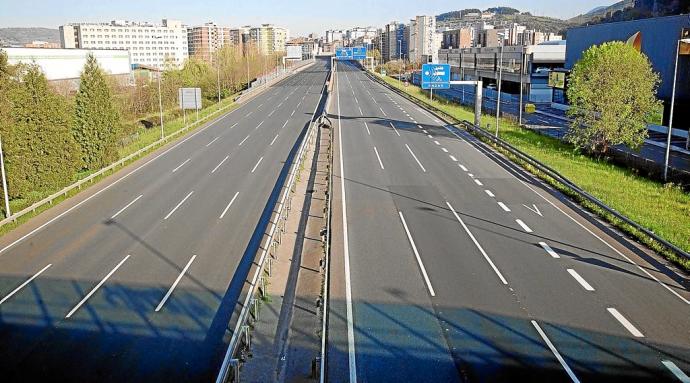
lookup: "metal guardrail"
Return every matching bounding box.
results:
[461,120,690,261]
[366,69,690,262]
[318,112,333,382]
[215,79,329,383]
[0,61,317,230]
[0,98,238,228]
[237,59,315,104]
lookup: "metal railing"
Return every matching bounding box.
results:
[0,61,317,231]
[0,99,237,229]
[318,111,334,382]
[215,79,329,383]
[367,68,690,262]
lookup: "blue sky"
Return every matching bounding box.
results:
[1,0,609,36]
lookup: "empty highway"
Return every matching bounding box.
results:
[0,59,328,382]
[326,60,690,382]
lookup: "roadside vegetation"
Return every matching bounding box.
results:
[375,72,690,271]
[0,45,282,221]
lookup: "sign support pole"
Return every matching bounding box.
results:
[0,135,11,219]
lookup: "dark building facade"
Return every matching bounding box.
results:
[565,14,690,127]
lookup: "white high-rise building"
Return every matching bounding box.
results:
[408,15,441,63]
[59,19,188,68]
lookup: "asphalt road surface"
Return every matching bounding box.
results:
[0,59,329,382]
[327,60,690,382]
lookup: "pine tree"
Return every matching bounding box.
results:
[0,64,81,198]
[73,53,123,170]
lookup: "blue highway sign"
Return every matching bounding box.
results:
[352,46,367,60]
[421,63,451,90]
[336,47,352,59]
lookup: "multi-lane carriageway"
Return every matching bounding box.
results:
[0,60,329,382]
[325,60,690,382]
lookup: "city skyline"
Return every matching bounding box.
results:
[3,0,609,36]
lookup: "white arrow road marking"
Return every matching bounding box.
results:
[523,204,543,217]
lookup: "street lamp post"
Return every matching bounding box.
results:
[157,68,164,140]
[663,36,690,181]
[0,135,11,219]
[153,36,164,140]
[519,47,527,126]
[398,40,402,82]
[216,50,221,103]
[495,35,505,138]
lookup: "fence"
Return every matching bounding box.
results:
[215,77,329,383]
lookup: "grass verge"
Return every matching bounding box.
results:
[0,93,241,237]
[376,72,690,271]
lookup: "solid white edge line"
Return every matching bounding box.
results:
[405,144,426,173]
[539,242,560,258]
[498,202,511,212]
[531,320,581,383]
[251,156,264,173]
[164,191,194,220]
[567,268,595,291]
[607,307,644,337]
[662,360,690,382]
[336,67,358,383]
[172,158,190,173]
[66,254,131,318]
[155,254,197,312]
[219,192,240,219]
[0,263,52,305]
[111,194,144,219]
[446,201,508,285]
[211,155,230,174]
[398,211,436,296]
[239,135,250,146]
[518,178,690,305]
[516,219,533,233]
[373,146,385,170]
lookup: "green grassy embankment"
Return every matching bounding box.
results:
[377,73,690,270]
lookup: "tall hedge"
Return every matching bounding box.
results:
[73,53,122,170]
[0,63,81,199]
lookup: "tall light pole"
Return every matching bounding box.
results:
[154,36,164,139]
[398,40,402,82]
[216,49,221,103]
[495,33,505,138]
[0,135,11,219]
[663,36,690,181]
[518,47,527,126]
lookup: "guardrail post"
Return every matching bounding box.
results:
[242,324,251,350]
[229,359,240,383]
[266,257,273,277]
[250,298,259,321]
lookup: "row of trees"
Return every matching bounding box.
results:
[0,52,115,199]
[0,44,282,209]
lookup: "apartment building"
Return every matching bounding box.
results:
[59,19,188,68]
[408,15,441,63]
[187,22,238,62]
[442,27,473,49]
[249,24,289,55]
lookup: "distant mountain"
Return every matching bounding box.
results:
[568,0,689,25]
[585,6,609,15]
[567,1,634,23]
[0,28,60,47]
[436,7,572,34]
